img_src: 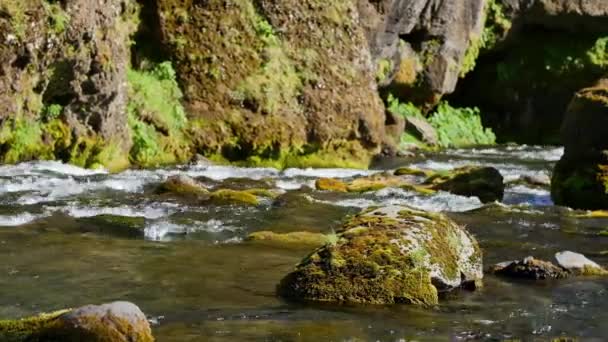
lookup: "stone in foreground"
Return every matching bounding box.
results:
[555,251,608,276]
[0,301,153,341]
[278,206,483,306]
[490,257,569,280]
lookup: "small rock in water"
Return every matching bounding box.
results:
[490,257,569,280]
[156,175,208,196]
[521,174,551,187]
[555,251,608,276]
[425,166,505,203]
[0,301,154,341]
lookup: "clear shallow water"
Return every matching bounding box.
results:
[1,145,607,341]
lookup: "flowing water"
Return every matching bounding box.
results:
[1,145,607,341]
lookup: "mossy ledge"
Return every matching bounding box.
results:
[277,205,483,306]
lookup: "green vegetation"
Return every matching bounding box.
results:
[460,0,512,78]
[41,104,62,122]
[376,58,394,83]
[43,1,70,34]
[429,102,496,148]
[127,61,192,167]
[387,94,496,148]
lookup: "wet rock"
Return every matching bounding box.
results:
[346,173,409,193]
[425,166,504,203]
[278,206,483,305]
[247,231,329,249]
[490,257,569,280]
[555,251,608,276]
[206,189,274,206]
[552,79,608,209]
[156,175,208,197]
[315,178,348,193]
[0,301,153,341]
[394,167,433,178]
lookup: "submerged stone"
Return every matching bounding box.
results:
[156,175,208,197]
[0,301,153,342]
[208,189,260,206]
[555,251,608,276]
[490,257,569,280]
[77,215,145,239]
[278,205,483,306]
[425,166,504,203]
[247,231,329,248]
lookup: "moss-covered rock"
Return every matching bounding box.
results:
[552,80,608,209]
[315,178,349,193]
[246,231,329,249]
[76,215,145,239]
[394,167,434,178]
[207,189,260,206]
[0,301,153,342]
[425,166,504,203]
[156,175,208,197]
[278,206,483,305]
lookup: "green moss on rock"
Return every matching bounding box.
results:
[208,189,260,206]
[246,231,329,248]
[278,205,483,305]
[425,166,504,203]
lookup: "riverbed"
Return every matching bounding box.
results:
[1,145,607,341]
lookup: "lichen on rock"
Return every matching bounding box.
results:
[278,205,483,306]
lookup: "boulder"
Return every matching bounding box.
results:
[555,251,608,276]
[425,166,505,203]
[490,257,569,280]
[315,178,349,193]
[0,301,153,342]
[552,80,608,209]
[278,206,483,305]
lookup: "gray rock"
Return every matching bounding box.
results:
[405,116,439,146]
[555,251,607,275]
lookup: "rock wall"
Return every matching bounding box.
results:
[0,0,137,170]
[153,0,389,168]
[359,0,486,109]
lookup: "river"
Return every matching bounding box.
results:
[1,145,607,341]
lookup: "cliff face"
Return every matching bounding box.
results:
[0,0,137,170]
[0,0,606,170]
[153,0,389,168]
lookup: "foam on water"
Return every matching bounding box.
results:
[412,160,550,182]
[443,146,564,162]
[57,203,179,219]
[0,213,46,226]
[326,187,483,212]
[144,219,241,241]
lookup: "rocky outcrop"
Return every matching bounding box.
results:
[0,0,138,170]
[278,206,483,305]
[552,79,608,209]
[451,0,608,144]
[154,0,390,168]
[359,0,486,108]
[0,301,153,341]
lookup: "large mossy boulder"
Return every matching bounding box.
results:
[278,206,483,306]
[425,166,504,203]
[552,80,608,209]
[0,301,153,342]
[155,0,389,168]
